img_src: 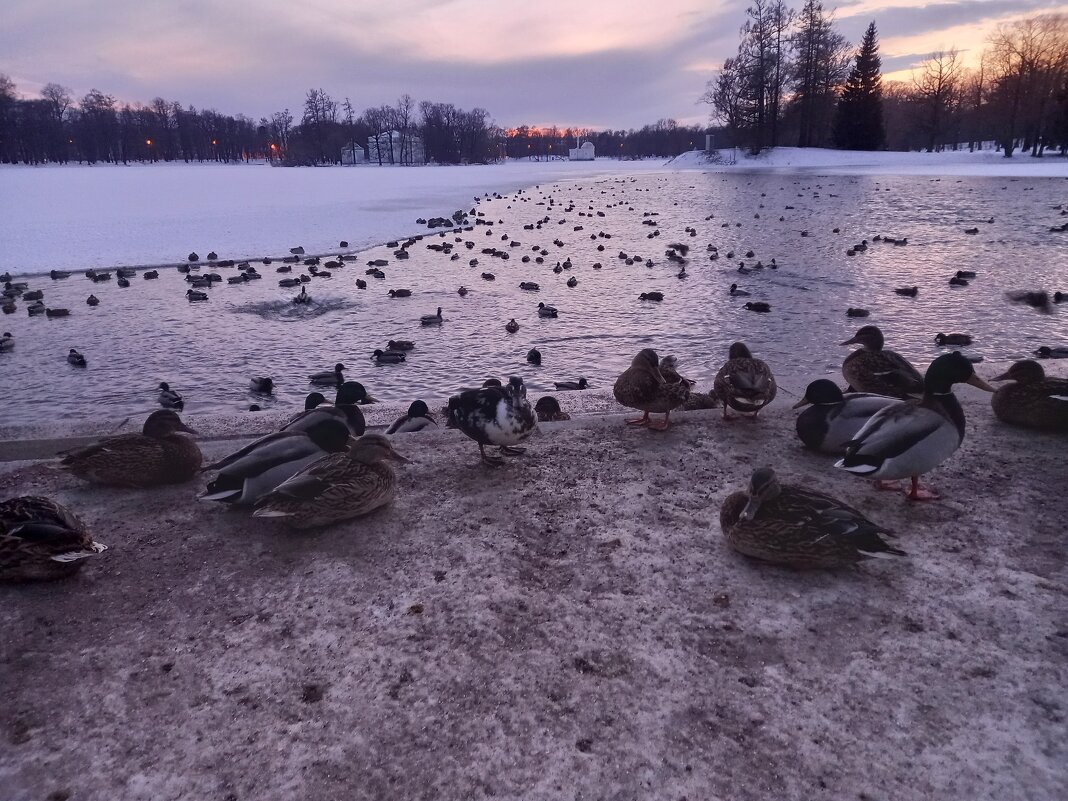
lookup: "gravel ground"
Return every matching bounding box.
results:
[1,394,1065,801]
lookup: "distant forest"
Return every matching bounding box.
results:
[0,78,705,167]
[706,2,1068,157]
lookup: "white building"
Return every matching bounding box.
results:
[569,141,595,161]
[341,143,366,165]
[368,130,425,165]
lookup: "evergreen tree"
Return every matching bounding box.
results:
[834,21,885,150]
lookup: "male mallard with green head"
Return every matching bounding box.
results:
[720,467,904,569]
[253,434,407,528]
[713,342,777,420]
[835,352,994,500]
[1,496,107,581]
[59,410,201,487]
[793,379,898,453]
[613,348,690,430]
[840,325,923,398]
[990,360,1068,431]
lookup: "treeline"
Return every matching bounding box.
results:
[503,119,705,160]
[706,3,1068,157]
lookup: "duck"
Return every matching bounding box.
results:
[728,284,750,297]
[481,272,496,281]
[534,396,570,422]
[639,292,664,301]
[200,418,351,506]
[719,468,905,569]
[283,390,366,437]
[252,433,407,528]
[59,410,202,487]
[250,376,274,394]
[421,307,444,325]
[835,352,994,500]
[388,289,412,298]
[0,496,108,582]
[186,289,209,301]
[86,294,100,306]
[554,378,588,391]
[457,286,469,296]
[46,308,70,317]
[505,318,520,333]
[1034,346,1068,359]
[1005,290,1051,312]
[743,301,771,313]
[713,342,777,420]
[894,286,919,297]
[613,348,690,430]
[990,360,1068,431]
[793,380,899,453]
[935,332,973,346]
[956,270,977,279]
[157,382,185,410]
[67,348,87,367]
[527,348,542,366]
[27,301,46,316]
[566,276,578,288]
[372,349,406,364]
[840,325,924,398]
[293,285,311,303]
[520,282,540,291]
[388,340,415,351]
[846,308,870,318]
[386,400,437,433]
[309,362,345,386]
[537,302,558,318]
[0,332,13,351]
[303,392,327,410]
[334,380,377,405]
[447,376,536,465]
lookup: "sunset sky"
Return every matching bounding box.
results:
[2,0,1066,130]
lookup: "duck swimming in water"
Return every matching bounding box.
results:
[793,380,898,453]
[526,348,542,366]
[713,342,777,420]
[372,349,406,364]
[935,332,973,346]
[613,348,690,430]
[309,363,345,386]
[1034,345,1068,359]
[840,326,923,398]
[835,352,994,501]
[67,348,86,367]
[448,376,536,465]
[0,332,13,351]
[537,302,558,318]
[157,382,184,410]
[250,376,274,394]
[505,318,520,333]
[386,400,437,433]
[554,378,588,391]
[728,284,750,297]
[421,307,444,325]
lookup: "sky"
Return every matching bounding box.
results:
[2,0,1066,131]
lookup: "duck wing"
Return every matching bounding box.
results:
[613,366,660,407]
[839,402,946,467]
[259,451,353,502]
[204,431,322,477]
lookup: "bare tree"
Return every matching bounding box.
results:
[911,50,962,151]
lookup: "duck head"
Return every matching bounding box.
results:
[631,348,659,370]
[407,400,435,421]
[792,379,844,409]
[336,381,369,405]
[527,348,542,365]
[740,467,782,521]
[840,325,884,350]
[143,409,196,437]
[349,433,409,464]
[992,360,1044,384]
[728,342,753,360]
[305,419,352,452]
[305,392,327,410]
[925,352,994,394]
[506,376,526,398]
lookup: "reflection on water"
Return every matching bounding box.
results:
[2,171,1066,426]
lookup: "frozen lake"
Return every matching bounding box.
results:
[2,163,1067,426]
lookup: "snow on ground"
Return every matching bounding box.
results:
[3,149,1065,276]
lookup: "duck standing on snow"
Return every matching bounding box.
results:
[613,348,690,430]
[252,433,407,529]
[59,410,201,487]
[0,496,108,582]
[200,418,351,506]
[835,352,994,500]
[309,363,346,386]
[990,360,1068,431]
[713,342,777,420]
[793,380,898,453]
[386,400,437,433]
[447,376,536,465]
[840,325,924,398]
[720,467,904,569]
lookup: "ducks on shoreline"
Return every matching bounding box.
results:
[714,342,777,421]
[448,376,536,465]
[793,380,898,453]
[840,326,923,398]
[990,360,1068,431]
[613,348,689,430]
[1,496,107,582]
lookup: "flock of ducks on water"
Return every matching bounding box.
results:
[3,178,1068,580]
[2,322,1065,581]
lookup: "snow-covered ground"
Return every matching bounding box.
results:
[2,149,1065,276]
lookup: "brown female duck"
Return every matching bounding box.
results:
[990,360,1068,431]
[613,348,690,430]
[713,342,777,420]
[1,496,107,581]
[841,325,923,398]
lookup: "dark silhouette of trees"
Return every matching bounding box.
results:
[789,0,850,147]
[833,22,885,150]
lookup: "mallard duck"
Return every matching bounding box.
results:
[793,380,898,453]
[0,496,107,581]
[250,376,274,394]
[388,340,415,351]
[894,286,918,297]
[457,286,469,296]
[388,289,412,298]
[537,302,558,318]
[86,294,100,306]
[935,332,972,346]
[335,380,376,405]
[447,376,536,465]
[846,308,870,318]
[1034,346,1068,359]
[527,348,542,365]
[421,307,444,325]
[835,352,994,500]
[520,282,540,291]
[743,302,770,313]
[990,360,1068,431]
[713,342,777,420]
[292,285,311,303]
[554,378,588,391]
[252,433,406,528]
[309,363,345,386]
[640,292,664,301]
[659,355,696,387]
[505,318,520,333]
[303,392,327,410]
[200,418,350,506]
[386,400,437,433]
[728,284,750,297]
[46,308,70,317]
[60,410,201,487]
[613,348,690,430]
[284,395,366,436]
[534,396,570,422]
[186,289,208,301]
[67,348,87,367]
[840,325,923,398]
[372,349,406,364]
[157,382,184,409]
[0,332,13,351]
[720,468,904,569]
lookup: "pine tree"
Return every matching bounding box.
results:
[833,21,885,150]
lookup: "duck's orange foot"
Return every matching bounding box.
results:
[626,413,651,426]
[647,415,671,431]
[906,477,940,501]
[873,480,902,492]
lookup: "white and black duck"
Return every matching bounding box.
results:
[793,380,898,453]
[447,376,536,465]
